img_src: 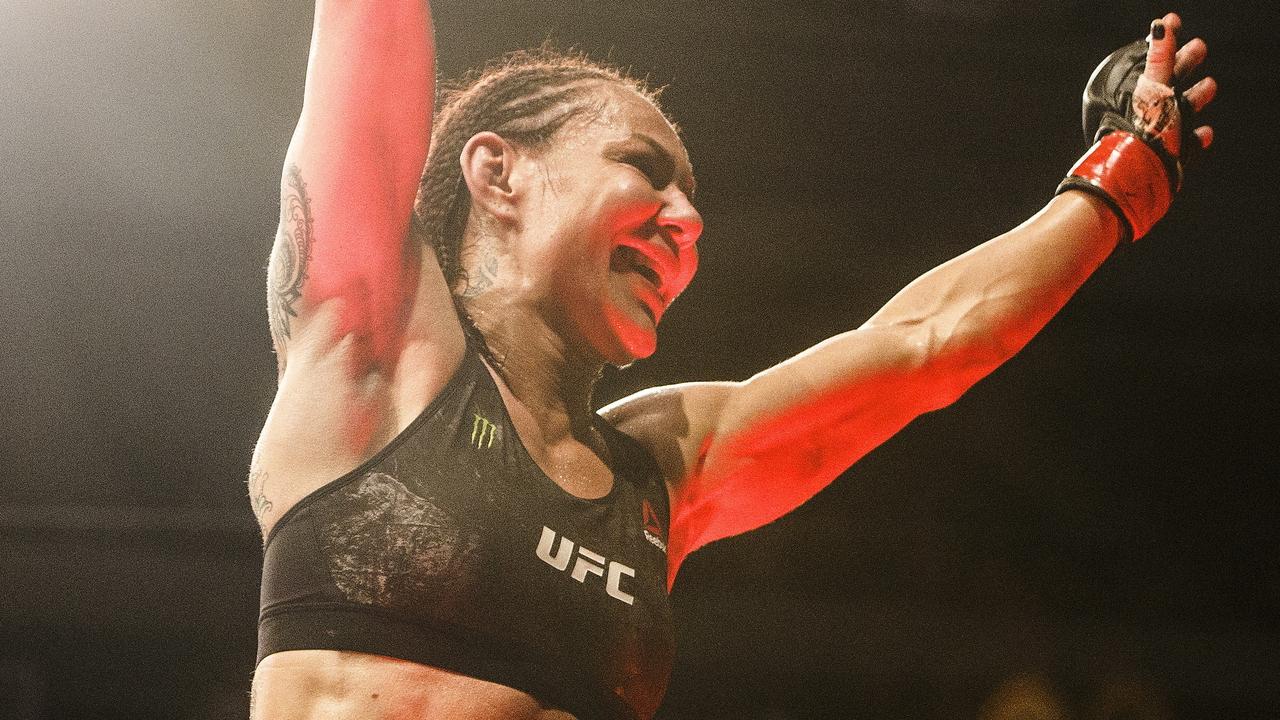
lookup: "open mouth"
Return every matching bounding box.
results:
[611,245,663,289]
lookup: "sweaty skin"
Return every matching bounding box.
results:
[254,651,577,720]
[250,3,1214,718]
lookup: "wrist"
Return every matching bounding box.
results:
[1055,189,1126,254]
[1055,131,1173,243]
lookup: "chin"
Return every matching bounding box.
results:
[603,329,657,367]
[598,307,658,366]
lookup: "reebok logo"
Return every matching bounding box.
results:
[535,526,635,605]
[641,500,667,552]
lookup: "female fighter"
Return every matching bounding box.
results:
[248,2,1216,718]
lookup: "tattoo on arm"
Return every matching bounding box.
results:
[268,163,315,355]
[249,465,273,524]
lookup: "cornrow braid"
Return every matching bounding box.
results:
[411,47,666,365]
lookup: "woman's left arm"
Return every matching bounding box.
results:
[605,13,1216,584]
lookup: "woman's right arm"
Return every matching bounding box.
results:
[268,0,462,376]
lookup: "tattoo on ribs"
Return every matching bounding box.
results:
[249,465,273,522]
[268,164,314,350]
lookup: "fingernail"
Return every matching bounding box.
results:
[1151,20,1165,40]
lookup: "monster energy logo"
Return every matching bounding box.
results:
[471,413,499,449]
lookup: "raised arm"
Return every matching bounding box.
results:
[606,14,1217,586]
[268,0,460,375]
[613,192,1122,584]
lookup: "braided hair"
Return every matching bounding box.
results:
[412,48,667,364]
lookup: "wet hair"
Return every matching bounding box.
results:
[412,47,668,362]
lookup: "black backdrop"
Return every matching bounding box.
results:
[2,1,1277,718]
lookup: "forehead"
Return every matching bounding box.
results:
[569,85,691,164]
[597,87,683,144]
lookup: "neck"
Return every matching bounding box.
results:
[464,292,605,441]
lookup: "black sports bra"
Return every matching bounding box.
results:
[257,346,675,720]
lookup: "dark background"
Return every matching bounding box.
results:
[2,1,1277,718]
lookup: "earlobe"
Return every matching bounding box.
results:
[460,131,520,223]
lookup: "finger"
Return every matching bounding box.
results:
[1144,12,1180,85]
[1174,37,1207,80]
[1194,125,1213,150]
[1183,76,1217,112]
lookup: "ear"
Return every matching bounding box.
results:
[460,131,522,224]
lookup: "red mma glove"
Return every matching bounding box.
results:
[1056,14,1216,243]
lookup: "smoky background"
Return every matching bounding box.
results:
[2,1,1277,718]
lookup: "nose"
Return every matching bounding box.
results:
[657,185,703,249]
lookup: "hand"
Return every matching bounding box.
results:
[1132,13,1217,173]
[1083,13,1218,188]
[1059,13,1219,242]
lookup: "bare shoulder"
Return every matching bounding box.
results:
[599,381,737,490]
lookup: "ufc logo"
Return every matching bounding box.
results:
[535,526,635,605]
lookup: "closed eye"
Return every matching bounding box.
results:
[621,152,672,189]
[605,133,696,197]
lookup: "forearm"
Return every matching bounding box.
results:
[863,190,1122,402]
[295,0,434,180]
[873,12,1214,403]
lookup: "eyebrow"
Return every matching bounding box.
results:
[629,133,698,199]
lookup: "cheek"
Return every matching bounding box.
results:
[598,175,663,231]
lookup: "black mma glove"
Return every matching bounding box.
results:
[1056,15,1216,242]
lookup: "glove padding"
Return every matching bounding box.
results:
[1082,39,1192,190]
[1057,35,1199,242]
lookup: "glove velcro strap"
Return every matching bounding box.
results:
[1055,131,1172,243]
